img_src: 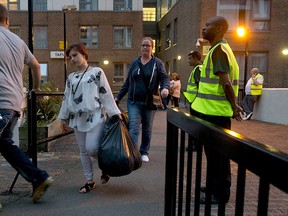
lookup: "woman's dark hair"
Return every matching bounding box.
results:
[65,43,88,61]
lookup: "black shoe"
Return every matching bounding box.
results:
[199,193,219,205]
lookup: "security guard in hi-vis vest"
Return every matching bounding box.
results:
[240,67,264,120]
[183,50,202,115]
[192,16,243,205]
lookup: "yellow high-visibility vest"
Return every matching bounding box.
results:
[250,73,263,95]
[183,65,202,103]
[192,41,239,117]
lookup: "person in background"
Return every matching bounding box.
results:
[191,16,243,205]
[240,67,264,120]
[115,37,170,163]
[170,72,181,110]
[58,43,121,193]
[184,50,202,115]
[0,3,53,204]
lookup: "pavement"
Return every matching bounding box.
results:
[0,102,287,216]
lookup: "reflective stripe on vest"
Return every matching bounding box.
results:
[250,74,263,95]
[192,42,239,117]
[184,65,202,103]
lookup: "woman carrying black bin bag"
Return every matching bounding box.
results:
[58,43,121,193]
[98,114,142,177]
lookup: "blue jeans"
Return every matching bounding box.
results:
[127,101,156,156]
[0,110,48,188]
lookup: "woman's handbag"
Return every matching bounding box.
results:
[152,89,163,107]
[98,115,142,177]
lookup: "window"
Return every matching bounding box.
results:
[9,26,21,37]
[113,63,130,85]
[167,0,172,10]
[34,26,48,49]
[143,8,156,21]
[249,52,268,83]
[217,0,271,31]
[40,63,48,83]
[173,18,177,45]
[79,0,98,11]
[79,26,98,48]
[113,26,132,48]
[165,24,171,49]
[113,64,125,84]
[250,0,270,31]
[33,0,47,11]
[165,61,170,75]
[2,0,20,11]
[173,59,177,73]
[113,0,132,11]
[217,0,240,30]
[235,52,268,85]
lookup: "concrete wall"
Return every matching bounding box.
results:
[252,88,288,125]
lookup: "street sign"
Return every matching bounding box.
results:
[59,41,68,50]
[50,51,64,59]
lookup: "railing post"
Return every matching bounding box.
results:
[164,121,178,216]
[29,90,38,166]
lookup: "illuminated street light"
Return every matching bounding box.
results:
[237,26,246,38]
[237,26,249,92]
[62,5,77,85]
[282,49,288,55]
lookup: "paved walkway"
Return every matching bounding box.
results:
[0,103,287,215]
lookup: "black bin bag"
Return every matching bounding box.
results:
[98,115,142,177]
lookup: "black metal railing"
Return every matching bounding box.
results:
[9,91,73,193]
[164,108,288,216]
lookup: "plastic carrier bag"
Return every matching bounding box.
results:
[98,115,142,177]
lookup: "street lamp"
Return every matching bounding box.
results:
[237,26,249,92]
[62,5,77,85]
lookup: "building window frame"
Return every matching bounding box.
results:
[113,26,132,49]
[34,26,48,49]
[6,0,20,11]
[235,51,268,86]
[165,24,171,49]
[173,18,177,45]
[113,63,129,85]
[40,63,48,83]
[217,0,271,32]
[143,7,156,21]
[250,0,270,32]
[113,0,132,11]
[33,0,47,11]
[79,0,98,11]
[79,26,99,48]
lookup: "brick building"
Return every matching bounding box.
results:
[6,0,144,91]
[157,0,288,89]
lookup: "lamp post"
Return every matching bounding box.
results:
[62,5,77,85]
[237,26,249,92]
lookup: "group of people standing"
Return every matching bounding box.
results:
[0,0,264,209]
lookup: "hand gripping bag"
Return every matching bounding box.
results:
[98,115,142,177]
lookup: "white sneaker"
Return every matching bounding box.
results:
[240,112,246,119]
[242,112,253,120]
[141,155,149,162]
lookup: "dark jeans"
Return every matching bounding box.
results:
[192,109,231,201]
[241,94,256,114]
[0,109,48,188]
[127,101,156,156]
